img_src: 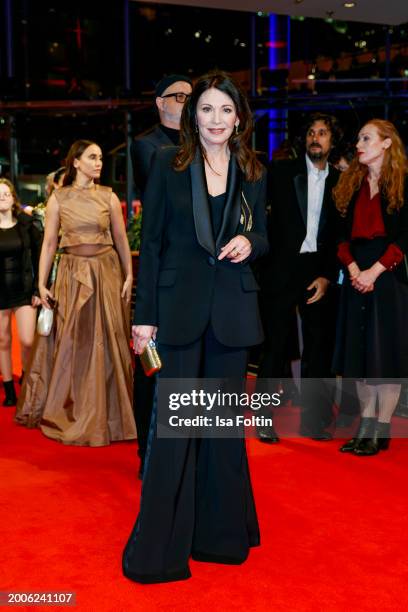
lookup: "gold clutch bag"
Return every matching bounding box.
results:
[37,306,54,336]
[140,340,162,376]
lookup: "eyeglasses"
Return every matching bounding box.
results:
[160,92,190,103]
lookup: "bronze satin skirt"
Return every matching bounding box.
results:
[15,249,136,446]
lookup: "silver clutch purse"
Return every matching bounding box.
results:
[37,306,54,336]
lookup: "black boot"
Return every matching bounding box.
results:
[257,423,280,443]
[339,417,376,453]
[354,421,391,456]
[256,413,280,443]
[3,380,17,407]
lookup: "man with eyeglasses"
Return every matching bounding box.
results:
[130,73,192,478]
[131,74,192,196]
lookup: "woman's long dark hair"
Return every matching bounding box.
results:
[174,70,263,182]
[63,140,98,186]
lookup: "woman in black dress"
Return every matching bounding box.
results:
[0,179,42,405]
[122,71,268,583]
[333,119,408,455]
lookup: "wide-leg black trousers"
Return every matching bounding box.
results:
[122,326,260,583]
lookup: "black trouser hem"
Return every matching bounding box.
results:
[123,565,191,584]
[191,551,248,565]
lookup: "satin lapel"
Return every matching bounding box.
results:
[317,171,332,237]
[190,151,216,256]
[216,158,242,252]
[293,170,308,227]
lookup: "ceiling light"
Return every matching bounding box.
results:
[343,2,356,7]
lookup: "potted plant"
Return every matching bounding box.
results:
[127,210,142,304]
[127,210,142,253]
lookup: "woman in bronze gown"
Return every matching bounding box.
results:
[16,140,136,446]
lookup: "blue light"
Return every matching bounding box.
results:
[268,14,290,159]
[269,15,279,69]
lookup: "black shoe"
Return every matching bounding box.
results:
[339,417,376,453]
[2,380,17,407]
[353,422,391,456]
[256,423,279,443]
[299,426,333,441]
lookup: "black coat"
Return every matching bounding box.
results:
[14,211,43,295]
[336,177,408,284]
[130,125,174,197]
[133,147,269,347]
[259,157,339,293]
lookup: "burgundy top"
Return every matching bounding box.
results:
[337,178,403,270]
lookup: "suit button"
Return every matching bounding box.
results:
[208,256,216,266]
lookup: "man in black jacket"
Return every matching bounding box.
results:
[131,74,192,476]
[131,74,192,195]
[257,113,342,441]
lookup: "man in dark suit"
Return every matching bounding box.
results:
[131,74,192,476]
[257,113,342,441]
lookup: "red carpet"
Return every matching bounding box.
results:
[2,321,408,610]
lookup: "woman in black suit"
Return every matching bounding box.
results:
[0,179,42,405]
[123,71,268,583]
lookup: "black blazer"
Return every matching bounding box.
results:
[259,157,339,293]
[337,177,408,284]
[133,147,269,347]
[130,125,174,197]
[14,211,43,295]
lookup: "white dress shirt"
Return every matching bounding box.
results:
[300,154,329,253]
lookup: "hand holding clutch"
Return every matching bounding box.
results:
[140,340,162,376]
[37,306,54,336]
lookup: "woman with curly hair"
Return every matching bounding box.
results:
[333,119,408,455]
[0,179,42,405]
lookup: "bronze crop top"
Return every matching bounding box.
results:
[54,185,114,249]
